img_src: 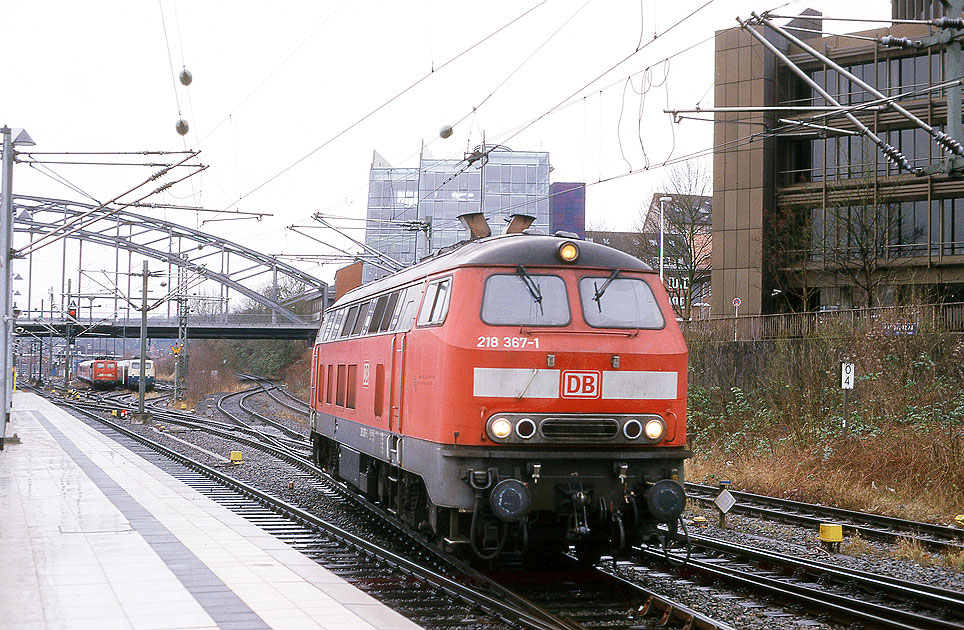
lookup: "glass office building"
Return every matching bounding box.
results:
[363,148,552,282]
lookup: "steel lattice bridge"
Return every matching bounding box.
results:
[12,195,325,341]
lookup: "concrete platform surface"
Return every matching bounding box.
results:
[0,391,423,630]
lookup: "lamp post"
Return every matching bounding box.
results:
[1,126,34,449]
[658,195,673,283]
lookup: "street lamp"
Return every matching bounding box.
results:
[658,195,673,283]
[1,126,34,449]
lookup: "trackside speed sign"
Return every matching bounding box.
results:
[840,363,855,389]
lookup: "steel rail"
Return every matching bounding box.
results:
[44,395,566,630]
[686,482,964,551]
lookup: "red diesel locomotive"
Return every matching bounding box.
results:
[309,217,689,562]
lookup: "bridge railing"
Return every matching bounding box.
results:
[27,312,321,329]
[681,302,964,341]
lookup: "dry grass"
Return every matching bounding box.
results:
[892,537,935,566]
[687,436,963,525]
[687,309,964,531]
[842,531,876,557]
[941,549,964,571]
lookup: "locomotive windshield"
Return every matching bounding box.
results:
[481,273,570,326]
[578,276,665,329]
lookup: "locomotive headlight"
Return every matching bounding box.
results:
[644,417,666,441]
[623,418,643,440]
[515,418,537,439]
[490,417,512,440]
[557,241,580,263]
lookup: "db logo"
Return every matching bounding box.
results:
[561,370,601,398]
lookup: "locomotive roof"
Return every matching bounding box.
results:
[335,232,653,307]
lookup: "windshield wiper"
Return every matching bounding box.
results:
[516,265,544,315]
[592,269,620,312]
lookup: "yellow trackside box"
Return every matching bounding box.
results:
[818,523,843,543]
[229,451,243,464]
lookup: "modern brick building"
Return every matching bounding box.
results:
[713,2,964,315]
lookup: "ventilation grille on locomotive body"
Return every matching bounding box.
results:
[540,417,620,441]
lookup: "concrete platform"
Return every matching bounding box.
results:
[0,392,423,630]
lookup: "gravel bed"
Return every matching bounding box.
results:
[65,389,964,630]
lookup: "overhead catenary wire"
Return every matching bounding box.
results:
[273,5,723,244]
[441,0,594,139]
[16,153,205,257]
[497,0,718,148]
[225,0,551,211]
[157,0,183,118]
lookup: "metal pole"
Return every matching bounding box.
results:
[946,1,964,148]
[47,289,53,383]
[1,127,13,436]
[138,260,148,415]
[64,279,71,389]
[659,198,665,282]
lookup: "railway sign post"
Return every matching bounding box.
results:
[732,297,741,341]
[715,480,735,529]
[840,362,855,437]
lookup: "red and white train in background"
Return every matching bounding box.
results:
[76,358,119,389]
[309,214,689,562]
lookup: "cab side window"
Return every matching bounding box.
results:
[416,278,452,327]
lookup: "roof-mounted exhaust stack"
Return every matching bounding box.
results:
[458,211,491,240]
[503,213,535,234]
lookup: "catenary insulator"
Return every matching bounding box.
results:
[439,124,454,139]
[179,68,193,86]
[879,35,918,49]
[175,119,189,136]
[934,17,964,29]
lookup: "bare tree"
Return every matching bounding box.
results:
[771,174,921,310]
[637,161,712,319]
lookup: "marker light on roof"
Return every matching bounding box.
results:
[558,241,580,263]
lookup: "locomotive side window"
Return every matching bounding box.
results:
[320,310,337,342]
[326,364,334,404]
[346,364,358,409]
[336,364,347,406]
[416,278,452,327]
[368,295,389,334]
[374,364,385,417]
[393,286,422,332]
[579,276,666,329]
[315,363,324,404]
[377,291,400,332]
[481,273,570,326]
[341,305,360,338]
[355,301,375,336]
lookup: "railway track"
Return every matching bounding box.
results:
[686,482,964,553]
[613,530,964,629]
[36,384,731,629]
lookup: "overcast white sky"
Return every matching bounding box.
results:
[2,0,891,305]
